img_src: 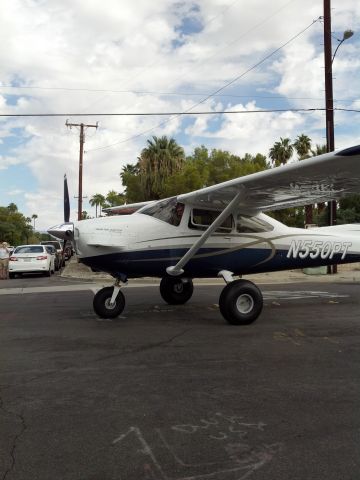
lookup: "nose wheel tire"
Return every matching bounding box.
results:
[93,286,125,319]
[219,279,263,325]
[160,276,194,305]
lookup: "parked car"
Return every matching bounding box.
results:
[9,244,56,278]
[44,245,61,271]
[40,240,64,270]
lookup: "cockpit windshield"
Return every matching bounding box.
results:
[140,197,185,226]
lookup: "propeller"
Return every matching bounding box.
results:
[48,174,75,263]
[64,174,70,223]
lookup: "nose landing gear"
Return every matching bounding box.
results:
[93,278,126,319]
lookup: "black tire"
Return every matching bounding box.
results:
[45,268,51,277]
[219,279,263,325]
[93,286,125,319]
[9,273,15,279]
[160,277,194,305]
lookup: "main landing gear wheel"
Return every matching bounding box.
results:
[160,276,194,305]
[219,279,263,325]
[93,286,125,319]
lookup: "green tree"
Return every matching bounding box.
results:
[120,163,143,203]
[0,205,37,245]
[311,144,327,157]
[293,134,312,159]
[138,136,185,199]
[337,195,360,224]
[105,190,126,207]
[269,137,293,167]
[31,214,38,230]
[89,193,106,217]
[7,203,18,214]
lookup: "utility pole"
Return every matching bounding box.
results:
[323,2,353,273]
[323,0,337,274]
[66,120,98,220]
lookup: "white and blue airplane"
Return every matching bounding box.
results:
[49,145,360,325]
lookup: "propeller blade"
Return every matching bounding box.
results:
[64,174,70,223]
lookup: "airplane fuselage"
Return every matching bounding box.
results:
[71,209,360,279]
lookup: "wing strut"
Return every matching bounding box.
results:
[166,192,242,276]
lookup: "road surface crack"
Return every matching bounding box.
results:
[0,396,27,480]
[95,328,193,362]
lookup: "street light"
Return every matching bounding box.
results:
[332,29,354,64]
[323,0,354,273]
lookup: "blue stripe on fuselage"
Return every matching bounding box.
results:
[80,247,360,278]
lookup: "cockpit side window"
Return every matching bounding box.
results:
[236,215,274,233]
[189,208,233,232]
[140,197,185,226]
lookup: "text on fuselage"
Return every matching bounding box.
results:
[287,239,352,260]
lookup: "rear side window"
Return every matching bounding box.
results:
[15,246,45,254]
[189,209,233,232]
[236,215,274,233]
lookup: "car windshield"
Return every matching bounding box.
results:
[15,246,45,254]
[42,241,61,249]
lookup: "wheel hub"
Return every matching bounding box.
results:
[173,282,184,294]
[105,298,117,310]
[236,294,254,314]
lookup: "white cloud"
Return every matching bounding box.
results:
[0,0,359,229]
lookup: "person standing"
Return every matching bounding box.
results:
[0,242,10,279]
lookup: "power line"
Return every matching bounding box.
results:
[87,17,323,153]
[4,84,356,104]
[2,107,358,118]
[1,84,356,105]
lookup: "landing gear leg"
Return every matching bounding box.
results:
[218,271,263,325]
[93,278,126,319]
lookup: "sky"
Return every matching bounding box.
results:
[0,0,359,230]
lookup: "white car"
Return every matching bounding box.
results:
[9,244,56,278]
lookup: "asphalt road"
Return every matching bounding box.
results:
[1,275,360,480]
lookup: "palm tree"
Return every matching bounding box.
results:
[293,134,312,159]
[7,203,18,213]
[105,190,126,207]
[269,137,293,167]
[89,193,106,217]
[31,214,38,230]
[138,136,185,199]
[311,144,327,157]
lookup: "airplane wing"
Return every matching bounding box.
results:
[177,145,360,213]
